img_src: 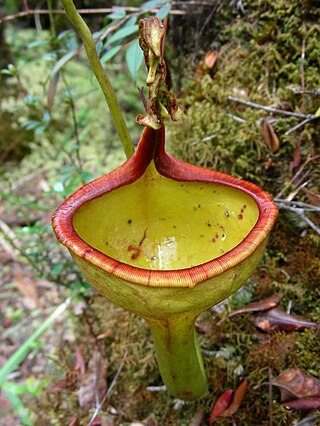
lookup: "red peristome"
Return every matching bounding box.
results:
[52,126,278,288]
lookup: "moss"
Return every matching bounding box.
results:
[168,0,320,195]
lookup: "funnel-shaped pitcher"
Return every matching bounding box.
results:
[52,127,277,400]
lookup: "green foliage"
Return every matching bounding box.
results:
[126,39,144,84]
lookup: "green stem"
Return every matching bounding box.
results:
[47,0,56,38]
[147,314,208,400]
[61,0,134,159]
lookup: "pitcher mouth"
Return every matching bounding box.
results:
[52,127,278,288]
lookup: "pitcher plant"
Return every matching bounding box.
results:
[53,11,278,401]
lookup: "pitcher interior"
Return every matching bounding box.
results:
[73,164,259,270]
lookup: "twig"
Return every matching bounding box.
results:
[173,0,216,5]
[274,199,320,212]
[0,6,185,24]
[0,219,21,251]
[286,179,310,201]
[276,203,320,235]
[0,234,17,259]
[227,113,246,123]
[201,349,216,357]
[87,350,127,426]
[60,72,84,180]
[275,155,319,198]
[294,414,320,426]
[61,0,134,159]
[285,116,316,135]
[146,385,167,392]
[300,25,306,92]
[0,218,46,274]
[268,367,273,426]
[190,133,218,146]
[138,87,148,112]
[227,96,312,119]
[287,87,320,96]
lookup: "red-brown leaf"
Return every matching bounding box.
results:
[290,140,302,172]
[220,379,249,417]
[228,294,283,318]
[204,50,218,68]
[283,396,320,411]
[261,120,280,153]
[251,307,320,332]
[209,389,233,425]
[68,416,79,426]
[273,369,320,402]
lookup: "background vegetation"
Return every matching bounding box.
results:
[0,1,319,425]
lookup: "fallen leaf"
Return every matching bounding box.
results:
[283,396,320,411]
[71,346,86,374]
[261,119,280,153]
[68,416,79,426]
[78,351,108,410]
[188,410,205,426]
[290,140,302,172]
[209,389,233,425]
[204,50,218,68]
[273,369,320,402]
[14,272,40,309]
[228,294,283,318]
[220,379,249,417]
[250,307,320,332]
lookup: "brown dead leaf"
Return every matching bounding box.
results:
[289,140,302,172]
[78,351,108,410]
[220,379,249,417]
[250,307,320,332]
[68,416,79,426]
[188,411,205,426]
[13,272,40,309]
[204,50,218,68]
[283,396,320,411]
[71,346,86,374]
[261,119,280,153]
[273,369,320,402]
[229,294,283,318]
